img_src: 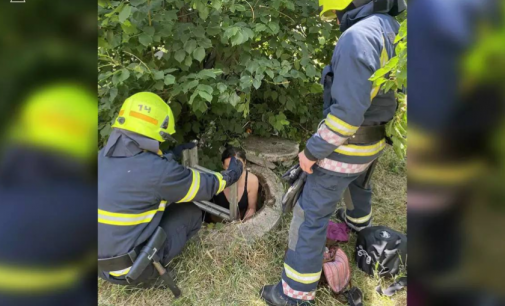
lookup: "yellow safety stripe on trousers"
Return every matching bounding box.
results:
[98,201,167,226]
[371,35,390,101]
[345,209,372,224]
[335,139,386,156]
[214,172,226,194]
[325,114,359,137]
[177,169,201,203]
[283,263,321,284]
[109,267,131,277]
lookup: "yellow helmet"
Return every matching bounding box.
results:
[9,83,96,160]
[112,92,175,142]
[318,0,354,21]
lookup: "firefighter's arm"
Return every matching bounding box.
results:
[304,32,379,161]
[157,156,242,204]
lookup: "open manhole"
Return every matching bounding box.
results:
[183,137,299,244]
[202,163,283,245]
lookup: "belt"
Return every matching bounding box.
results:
[98,245,141,273]
[344,125,387,145]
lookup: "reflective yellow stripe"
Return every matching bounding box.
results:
[283,264,321,284]
[98,201,167,226]
[325,114,358,137]
[345,210,372,224]
[110,267,131,277]
[214,172,226,194]
[177,169,201,203]
[335,139,386,156]
[0,263,81,292]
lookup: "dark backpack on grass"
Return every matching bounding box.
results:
[355,226,407,277]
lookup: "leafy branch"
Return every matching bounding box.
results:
[370,20,407,159]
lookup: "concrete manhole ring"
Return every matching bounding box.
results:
[202,163,284,245]
[242,136,299,165]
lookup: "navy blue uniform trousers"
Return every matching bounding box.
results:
[99,203,202,286]
[279,165,372,301]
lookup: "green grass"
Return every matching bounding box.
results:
[99,148,406,306]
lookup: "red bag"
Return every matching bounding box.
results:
[322,246,351,294]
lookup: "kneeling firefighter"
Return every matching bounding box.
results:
[260,0,406,305]
[98,92,243,291]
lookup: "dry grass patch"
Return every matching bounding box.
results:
[99,147,406,306]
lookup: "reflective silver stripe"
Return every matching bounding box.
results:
[325,114,359,136]
[97,200,167,226]
[335,140,386,156]
[158,200,167,211]
[283,263,321,284]
[98,212,156,226]
[177,169,201,203]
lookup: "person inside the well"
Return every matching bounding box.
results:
[213,147,259,221]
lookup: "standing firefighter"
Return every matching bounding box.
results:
[98,92,243,288]
[260,0,406,305]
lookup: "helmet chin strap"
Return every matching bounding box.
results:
[158,130,176,143]
[164,134,177,143]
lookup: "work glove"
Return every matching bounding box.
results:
[167,142,197,159]
[220,156,243,187]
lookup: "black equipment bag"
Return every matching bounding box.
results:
[355,226,407,277]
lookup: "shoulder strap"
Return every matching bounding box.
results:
[244,171,248,192]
